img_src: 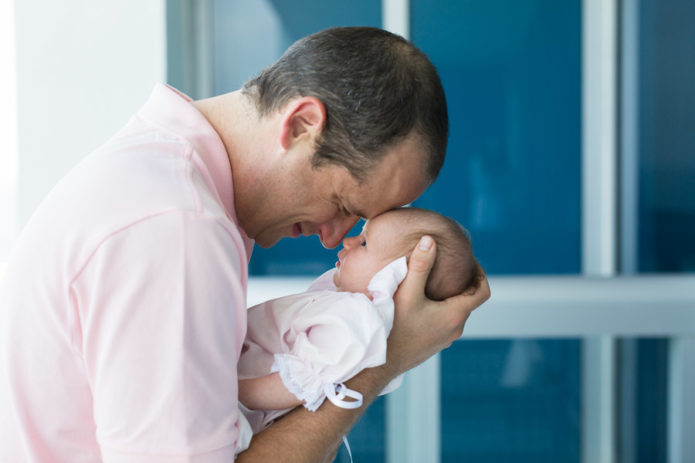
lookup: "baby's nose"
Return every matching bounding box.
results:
[342,235,360,250]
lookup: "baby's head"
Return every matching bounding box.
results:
[332,207,479,300]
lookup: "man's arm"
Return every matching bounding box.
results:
[237,364,392,462]
[236,236,491,462]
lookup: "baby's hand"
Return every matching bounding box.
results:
[238,373,302,411]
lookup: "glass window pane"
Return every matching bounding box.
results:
[212,0,382,94]
[441,340,581,462]
[410,3,582,461]
[411,0,581,275]
[633,0,695,272]
[336,396,386,463]
[617,338,668,463]
[621,1,692,459]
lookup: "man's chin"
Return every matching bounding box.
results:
[254,233,300,249]
[250,231,277,248]
[254,237,279,249]
[254,223,304,248]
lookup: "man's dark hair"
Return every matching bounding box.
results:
[242,27,448,182]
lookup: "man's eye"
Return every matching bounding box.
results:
[338,203,351,217]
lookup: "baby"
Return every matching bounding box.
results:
[235,207,480,452]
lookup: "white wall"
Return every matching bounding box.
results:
[13,0,167,228]
[0,0,19,261]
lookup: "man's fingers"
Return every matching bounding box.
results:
[397,236,437,302]
[445,271,491,318]
[464,263,490,299]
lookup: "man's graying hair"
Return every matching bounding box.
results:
[243,27,449,182]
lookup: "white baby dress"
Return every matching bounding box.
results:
[235,257,407,453]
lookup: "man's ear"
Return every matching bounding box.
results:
[279,96,326,151]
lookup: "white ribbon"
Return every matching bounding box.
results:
[342,435,354,463]
[323,382,363,409]
[323,383,361,462]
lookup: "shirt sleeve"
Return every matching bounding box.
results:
[71,211,247,462]
[270,291,390,411]
[270,257,408,410]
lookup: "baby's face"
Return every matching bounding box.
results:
[332,212,404,296]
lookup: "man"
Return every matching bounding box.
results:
[0,27,489,462]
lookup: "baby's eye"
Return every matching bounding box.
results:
[360,240,367,247]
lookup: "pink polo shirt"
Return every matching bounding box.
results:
[0,84,254,462]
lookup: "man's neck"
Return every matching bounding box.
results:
[191,91,279,233]
[193,91,253,172]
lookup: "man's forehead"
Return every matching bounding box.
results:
[337,137,431,217]
[348,182,424,219]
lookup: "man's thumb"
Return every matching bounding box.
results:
[400,235,437,297]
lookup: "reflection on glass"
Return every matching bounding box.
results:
[634,0,695,273]
[617,338,668,463]
[441,340,581,463]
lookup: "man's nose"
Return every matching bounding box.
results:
[319,215,359,249]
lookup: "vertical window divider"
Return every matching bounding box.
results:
[167,0,214,99]
[382,0,410,39]
[382,1,442,462]
[386,354,440,463]
[668,338,695,463]
[618,1,640,460]
[582,2,618,463]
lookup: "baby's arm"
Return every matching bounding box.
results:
[238,372,302,411]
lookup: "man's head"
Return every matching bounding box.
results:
[238,129,430,249]
[333,208,479,300]
[243,26,448,183]
[202,27,448,248]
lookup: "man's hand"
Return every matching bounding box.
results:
[387,235,490,375]
[237,236,489,462]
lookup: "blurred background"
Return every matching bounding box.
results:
[1,0,694,462]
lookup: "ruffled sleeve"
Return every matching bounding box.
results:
[270,257,408,411]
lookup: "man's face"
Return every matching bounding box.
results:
[247,134,430,248]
